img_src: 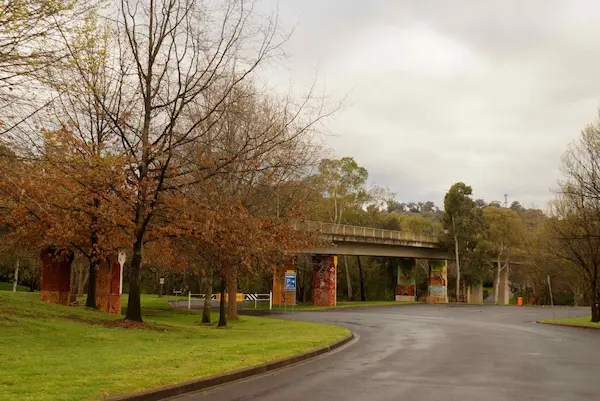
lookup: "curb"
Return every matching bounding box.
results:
[536,320,600,330]
[106,332,355,401]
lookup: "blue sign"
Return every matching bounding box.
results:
[284,273,297,291]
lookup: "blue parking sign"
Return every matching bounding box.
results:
[284,273,296,291]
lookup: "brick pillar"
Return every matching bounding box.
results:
[40,247,74,305]
[96,254,123,314]
[312,255,337,306]
[427,260,448,303]
[395,258,416,302]
[272,265,296,306]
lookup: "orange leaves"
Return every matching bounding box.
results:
[0,125,133,259]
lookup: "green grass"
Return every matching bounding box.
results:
[541,316,600,328]
[0,281,29,292]
[0,292,349,401]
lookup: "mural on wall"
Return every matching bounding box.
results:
[40,246,74,306]
[396,258,416,302]
[428,260,448,303]
[95,252,124,314]
[312,255,337,306]
[272,265,296,305]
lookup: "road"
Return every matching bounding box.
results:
[172,304,600,401]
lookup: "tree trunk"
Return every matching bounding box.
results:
[86,210,100,308]
[12,259,19,292]
[85,259,98,309]
[218,276,227,327]
[78,266,88,296]
[357,256,366,302]
[202,270,213,324]
[227,271,238,320]
[69,264,77,304]
[125,237,143,322]
[343,255,353,300]
[452,215,460,302]
[493,260,501,305]
[591,268,599,323]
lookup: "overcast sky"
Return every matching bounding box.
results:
[258,0,600,209]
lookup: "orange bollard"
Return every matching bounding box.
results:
[517,296,523,306]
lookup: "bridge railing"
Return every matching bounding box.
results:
[295,221,440,244]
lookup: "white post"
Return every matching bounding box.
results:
[255,295,257,309]
[188,292,191,310]
[269,291,272,310]
[118,251,126,295]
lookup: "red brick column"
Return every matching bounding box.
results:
[40,247,74,305]
[312,255,337,306]
[95,255,122,314]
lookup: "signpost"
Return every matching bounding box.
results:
[284,272,296,291]
[159,277,165,298]
[284,271,296,320]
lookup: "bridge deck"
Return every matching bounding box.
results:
[296,221,447,259]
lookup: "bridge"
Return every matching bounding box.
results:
[294,221,447,259]
[273,221,517,307]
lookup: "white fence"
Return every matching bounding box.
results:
[185,292,272,310]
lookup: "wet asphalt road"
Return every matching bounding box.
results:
[172,304,600,401]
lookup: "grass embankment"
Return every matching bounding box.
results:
[540,316,600,329]
[0,281,29,291]
[0,292,349,401]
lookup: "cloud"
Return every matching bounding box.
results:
[259,0,600,209]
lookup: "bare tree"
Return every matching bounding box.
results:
[550,120,600,322]
[0,0,88,138]
[57,0,287,321]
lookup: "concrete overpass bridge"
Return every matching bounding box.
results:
[295,221,447,260]
[273,221,516,307]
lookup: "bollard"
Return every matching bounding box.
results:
[188,292,191,310]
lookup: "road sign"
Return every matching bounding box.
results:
[284,272,296,291]
[159,278,165,285]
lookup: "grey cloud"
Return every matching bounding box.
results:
[261,0,600,209]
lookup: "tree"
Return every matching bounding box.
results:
[55,0,299,322]
[0,0,84,137]
[316,157,369,225]
[443,182,482,302]
[315,157,369,300]
[549,119,600,321]
[483,207,524,303]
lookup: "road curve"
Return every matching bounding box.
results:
[173,304,600,401]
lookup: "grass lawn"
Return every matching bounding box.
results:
[0,292,349,401]
[0,281,30,292]
[540,316,600,328]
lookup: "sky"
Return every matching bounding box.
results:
[256,0,600,209]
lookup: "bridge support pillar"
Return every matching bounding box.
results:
[312,255,337,306]
[40,247,74,306]
[395,258,416,302]
[427,260,448,303]
[272,264,296,306]
[467,283,484,304]
[95,254,124,314]
[497,265,510,305]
